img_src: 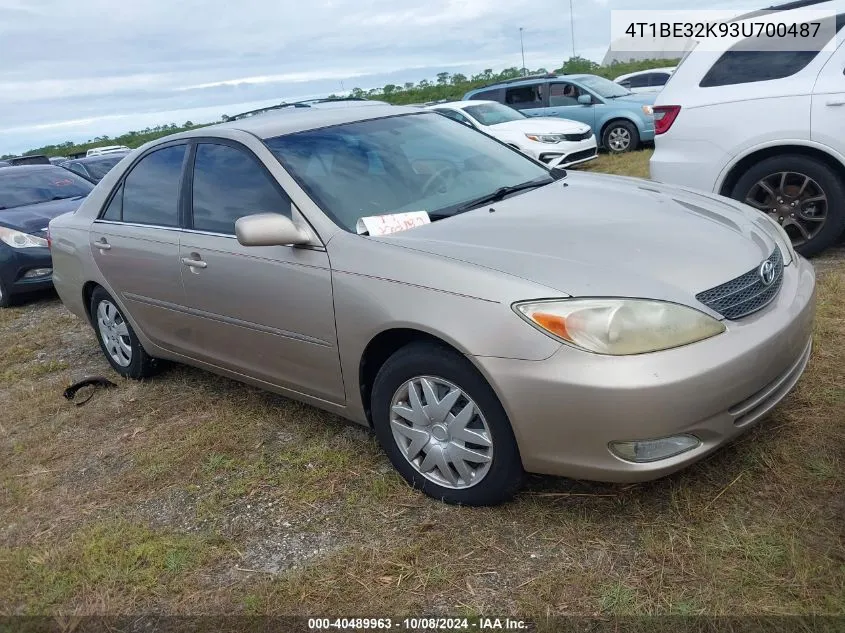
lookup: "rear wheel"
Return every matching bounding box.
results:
[90,287,158,379]
[371,342,523,506]
[731,155,845,257]
[602,120,639,153]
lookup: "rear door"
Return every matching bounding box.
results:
[178,140,344,403]
[89,143,189,352]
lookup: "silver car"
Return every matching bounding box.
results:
[48,105,816,505]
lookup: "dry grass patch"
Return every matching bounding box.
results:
[577,148,653,179]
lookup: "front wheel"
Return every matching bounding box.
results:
[731,155,845,258]
[602,120,639,153]
[0,277,11,308]
[371,342,523,506]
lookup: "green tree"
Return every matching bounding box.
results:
[436,72,451,85]
[451,73,467,85]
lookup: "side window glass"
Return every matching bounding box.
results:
[469,88,501,101]
[629,74,651,88]
[505,83,544,110]
[549,82,582,106]
[101,184,123,221]
[191,143,291,235]
[650,73,670,87]
[701,50,819,87]
[122,145,186,226]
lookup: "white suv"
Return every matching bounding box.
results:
[650,3,845,256]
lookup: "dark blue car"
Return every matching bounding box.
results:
[0,165,93,307]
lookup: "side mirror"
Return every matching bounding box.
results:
[235,213,311,247]
[578,94,593,105]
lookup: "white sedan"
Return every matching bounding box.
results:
[426,101,598,168]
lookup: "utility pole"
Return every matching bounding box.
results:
[519,27,526,75]
[569,0,576,58]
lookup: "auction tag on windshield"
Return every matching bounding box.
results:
[356,211,430,236]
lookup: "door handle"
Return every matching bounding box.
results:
[181,257,207,269]
[93,238,111,250]
[826,100,845,106]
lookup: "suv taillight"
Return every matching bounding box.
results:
[654,105,681,135]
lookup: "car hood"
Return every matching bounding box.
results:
[610,92,656,106]
[489,118,592,135]
[373,172,778,308]
[0,196,86,234]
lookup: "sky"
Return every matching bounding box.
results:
[0,0,759,155]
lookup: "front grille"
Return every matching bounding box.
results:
[695,249,784,320]
[563,131,593,142]
[564,148,598,164]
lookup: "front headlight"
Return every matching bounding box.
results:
[514,298,726,355]
[0,227,48,249]
[525,133,564,144]
[642,105,654,116]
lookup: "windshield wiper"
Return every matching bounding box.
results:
[446,178,554,216]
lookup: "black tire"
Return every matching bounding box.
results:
[731,155,845,258]
[0,278,11,308]
[90,286,158,379]
[602,120,639,154]
[371,341,523,506]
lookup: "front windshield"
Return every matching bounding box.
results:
[463,103,526,126]
[265,112,552,232]
[577,75,632,98]
[0,167,93,210]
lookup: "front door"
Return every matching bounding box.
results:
[177,141,344,403]
[811,40,845,158]
[89,143,189,352]
[543,81,596,129]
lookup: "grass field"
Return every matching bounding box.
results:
[1,149,843,619]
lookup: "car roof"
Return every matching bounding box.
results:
[615,67,676,81]
[164,104,424,141]
[468,73,606,93]
[66,153,129,164]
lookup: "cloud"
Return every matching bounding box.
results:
[0,0,754,153]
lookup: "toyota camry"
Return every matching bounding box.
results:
[47,105,815,505]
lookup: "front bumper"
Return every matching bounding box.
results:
[0,244,54,296]
[472,256,816,482]
[523,137,598,168]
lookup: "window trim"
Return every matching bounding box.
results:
[95,140,190,229]
[184,137,295,236]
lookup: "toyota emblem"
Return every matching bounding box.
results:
[759,260,776,286]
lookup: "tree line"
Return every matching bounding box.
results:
[4,57,676,160]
